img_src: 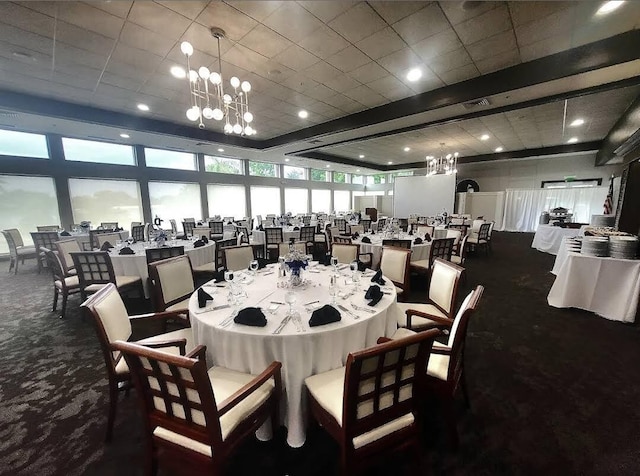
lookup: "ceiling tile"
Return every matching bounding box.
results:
[56,2,124,39]
[165,43,217,73]
[119,22,175,57]
[508,1,575,27]
[0,24,53,57]
[129,1,192,39]
[454,4,512,45]
[196,4,259,43]
[225,1,283,22]
[427,48,473,74]
[0,3,55,37]
[239,24,292,58]
[304,61,343,83]
[467,30,518,63]
[54,44,109,71]
[392,3,450,45]
[304,83,339,101]
[280,72,319,93]
[411,29,462,61]
[438,1,499,26]
[366,75,413,101]
[515,7,575,47]
[377,47,422,77]
[304,100,343,117]
[178,23,233,60]
[222,44,271,77]
[343,84,387,107]
[298,1,357,23]
[328,3,387,44]
[273,44,320,72]
[438,63,479,85]
[263,2,323,43]
[325,94,363,113]
[326,46,371,73]
[475,49,520,75]
[324,74,361,93]
[90,1,133,19]
[56,21,116,56]
[298,25,350,60]
[519,33,572,63]
[356,27,406,60]
[104,59,153,82]
[369,1,427,24]
[347,61,390,83]
[111,43,164,72]
[157,1,209,20]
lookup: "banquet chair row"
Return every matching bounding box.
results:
[410,237,456,277]
[30,231,60,273]
[1,228,37,274]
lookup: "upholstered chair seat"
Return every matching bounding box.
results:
[148,255,195,313]
[380,246,412,299]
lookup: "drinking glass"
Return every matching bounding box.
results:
[329,274,338,305]
[224,270,235,303]
[285,291,297,316]
[250,259,259,275]
[331,256,338,272]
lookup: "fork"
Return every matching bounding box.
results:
[219,310,238,328]
[351,303,375,314]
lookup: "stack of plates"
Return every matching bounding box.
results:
[590,214,615,227]
[608,236,639,259]
[566,237,582,252]
[581,237,609,257]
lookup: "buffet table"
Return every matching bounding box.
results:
[548,241,640,322]
[531,224,580,255]
[189,265,399,447]
[109,241,215,298]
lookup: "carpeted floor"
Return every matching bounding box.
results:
[1,232,640,476]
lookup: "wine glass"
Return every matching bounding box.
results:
[285,291,296,316]
[186,233,192,242]
[329,274,338,305]
[250,259,259,276]
[224,270,235,303]
[330,256,338,272]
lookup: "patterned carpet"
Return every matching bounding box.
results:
[1,232,640,476]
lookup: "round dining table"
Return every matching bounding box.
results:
[188,264,399,447]
[352,233,432,269]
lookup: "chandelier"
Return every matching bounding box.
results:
[179,27,255,135]
[426,143,458,175]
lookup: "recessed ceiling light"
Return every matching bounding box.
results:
[119,133,130,139]
[217,148,224,152]
[356,169,360,172]
[495,146,504,152]
[326,164,330,168]
[137,103,149,111]
[284,158,290,162]
[359,154,365,159]
[567,137,578,143]
[406,68,422,82]
[298,110,308,119]
[387,161,393,165]
[170,65,186,79]
[596,1,624,15]
[403,147,410,152]
[570,118,585,127]
[480,134,490,141]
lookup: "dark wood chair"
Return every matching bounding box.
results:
[145,246,185,264]
[42,247,80,318]
[54,238,81,276]
[299,225,316,254]
[82,283,193,442]
[182,221,197,240]
[225,245,258,272]
[112,340,281,476]
[30,231,60,273]
[192,237,236,277]
[235,226,250,244]
[385,285,484,448]
[90,228,121,249]
[148,255,195,312]
[334,235,352,244]
[305,329,441,476]
[360,219,371,232]
[131,224,147,243]
[265,227,283,259]
[380,246,412,300]
[382,239,412,249]
[447,223,468,238]
[208,221,225,241]
[410,237,455,275]
[71,251,142,300]
[2,229,38,274]
[467,223,491,256]
[377,218,387,231]
[335,218,347,234]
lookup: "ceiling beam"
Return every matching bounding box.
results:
[596,94,640,165]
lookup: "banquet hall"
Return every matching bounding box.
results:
[1,1,640,475]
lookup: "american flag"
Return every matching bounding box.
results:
[603,176,613,214]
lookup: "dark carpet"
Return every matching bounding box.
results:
[2,232,640,476]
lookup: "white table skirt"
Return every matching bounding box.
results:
[252,228,301,245]
[531,225,580,255]
[548,248,640,323]
[353,235,431,269]
[110,241,215,298]
[189,265,399,447]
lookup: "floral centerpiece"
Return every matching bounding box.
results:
[154,229,168,247]
[284,247,308,286]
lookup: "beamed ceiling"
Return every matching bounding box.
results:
[0,0,639,173]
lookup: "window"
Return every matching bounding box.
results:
[0,175,60,252]
[62,138,135,166]
[367,174,386,185]
[365,191,385,196]
[333,171,349,183]
[68,178,142,228]
[311,169,329,182]
[311,189,331,213]
[283,165,306,180]
[351,175,364,184]
[249,161,278,177]
[250,186,281,219]
[208,184,246,219]
[541,179,601,189]
[0,129,49,159]
[334,190,350,213]
[284,188,308,214]
[204,155,243,174]
[390,171,413,182]
[149,182,201,224]
[388,190,394,196]
[145,148,196,170]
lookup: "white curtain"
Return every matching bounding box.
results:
[502,187,607,232]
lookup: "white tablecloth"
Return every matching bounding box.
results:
[65,231,130,249]
[189,265,399,447]
[531,225,580,255]
[252,228,301,245]
[548,244,640,323]
[110,241,215,298]
[353,234,431,269]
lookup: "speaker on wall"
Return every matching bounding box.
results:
[456,179,480,193]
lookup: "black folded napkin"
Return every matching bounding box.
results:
[200,235,209,244]
[289,237,296,244]
[352,232,359,239]
[371,269,386,285]
[408,229,413,236]
[116,227,124,231]
[258,224,264,231]
[227,221,233,225]
[293,226,300,231]
[119,246,134,255]
[309,304,341,327]
[424,233,432,242]
[414,237,423,244]
[100,241,114,251]
[357,260,367,272]
[193,239,205,248]
[365,285,383,306]
[197,288,213,308]
[234,307,267,327]
[361,236,371,244]
[60,231,71,236]
[212,270,226,283]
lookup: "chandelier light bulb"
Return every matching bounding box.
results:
[186,106,200,121]
[230,76,240,88]
[446,153,452,159]
[244,125,253,135]
[233,123,242,134]
[189,70,199,82]
[243,111,253,123]
[202,107,213,119]
[198,66,210,80]
[241,81,251,92]
[224,123,233,134]
[212,108,224,121]
[223,94,232,104]
[180,41,194,57]
[170,66,186,78]
[209,72,221,85]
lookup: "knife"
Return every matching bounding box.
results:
[273,315,292,334]
[337,304,359,320]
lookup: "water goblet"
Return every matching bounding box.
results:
[250,259,259,276]
[285,291,297,317]
[330,256,338,272]
[329,274,338,305]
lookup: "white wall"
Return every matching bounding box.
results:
[457,192,505,228]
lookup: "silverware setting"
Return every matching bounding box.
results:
[272,315,291,334]
[351,303,375,314]
[337,304,359,320]
[219,310,238,328]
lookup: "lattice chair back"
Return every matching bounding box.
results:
[37,225,60,231]
[224,245,255,272]
[335,218,347,233]
[145,246,185,264]
[478,223,491,241]
[236,226,250,244]
[216,238,237,271]
[208,221,224,234]
[299,226,315,244]
[302,215,311,225]
[71,251,117,296]
[343,329,440,448]
[265,227,283,246]
[382,239,411,249]
[428,258,464,316]
[148,255,195,311]
[182,222,196,239]
[360,219,371,232]
[331,244,358,264]
[334,236,352,244]
[377,218,387,231]
[132,225,147,242]
[429,238,455,266]
[30,231,60,269]
[55,239,81,275]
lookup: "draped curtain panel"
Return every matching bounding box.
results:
[502,187,607,232]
